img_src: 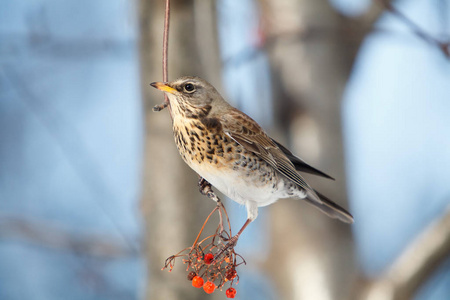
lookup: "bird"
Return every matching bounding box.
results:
[151,76,353,245]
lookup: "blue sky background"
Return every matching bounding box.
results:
[1,0,449,299]
[0,1,144,299]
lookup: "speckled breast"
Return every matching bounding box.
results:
[171,118,281,198]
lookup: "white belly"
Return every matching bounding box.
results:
[189,161,287,208]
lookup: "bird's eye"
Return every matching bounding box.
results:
[184,83,195,93]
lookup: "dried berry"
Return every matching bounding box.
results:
[226,287,237,298]
[203,281,216,294]
[225,268,237,280]
[187,271,196,281]
[192,276,204,288]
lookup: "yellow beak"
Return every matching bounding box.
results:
[150,82,177,94]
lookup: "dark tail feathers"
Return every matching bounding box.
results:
[304,189,354,224]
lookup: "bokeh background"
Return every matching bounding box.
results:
[1,0,449,300]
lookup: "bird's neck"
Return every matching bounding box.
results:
[170,99,211,120]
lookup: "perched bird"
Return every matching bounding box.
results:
[151,76,353,244]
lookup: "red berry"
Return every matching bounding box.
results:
[204,253,214,264]
[226,287,237,298]
[192,276,204,288]
[203,281,216,294]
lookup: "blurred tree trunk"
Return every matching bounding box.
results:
[138,0,377,299]
[138,1,221,300]
[260,0,368,299]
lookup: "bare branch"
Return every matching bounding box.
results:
[380,0,450,58]
[360,205,450,300]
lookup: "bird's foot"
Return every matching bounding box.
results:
[198,177,210,195]
[220,218,251,247]
[214,234,240,261]
[198,177,219,202]
[225,234,239,248]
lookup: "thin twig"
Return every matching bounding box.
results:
[380,0,450,58]
[163,0,170,86]
[163,0,173,117]
[0,214,135,258]
[190,205,220,251]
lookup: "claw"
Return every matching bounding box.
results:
[214,235,239,260]
[198,177,208,195]
[198,178,220,202]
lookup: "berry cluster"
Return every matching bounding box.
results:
[162,203,245,297]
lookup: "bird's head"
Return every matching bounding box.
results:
[151,76,228,118]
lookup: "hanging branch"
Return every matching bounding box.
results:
[153,0,173,117]
[162,0,170,98]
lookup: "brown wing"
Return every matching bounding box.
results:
[271,138,335,180]
[220,108,311,192]
[219,108,354,224]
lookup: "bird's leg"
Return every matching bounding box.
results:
[224,201,256,245]
[228,218,252,247]
[198,177,225,236]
